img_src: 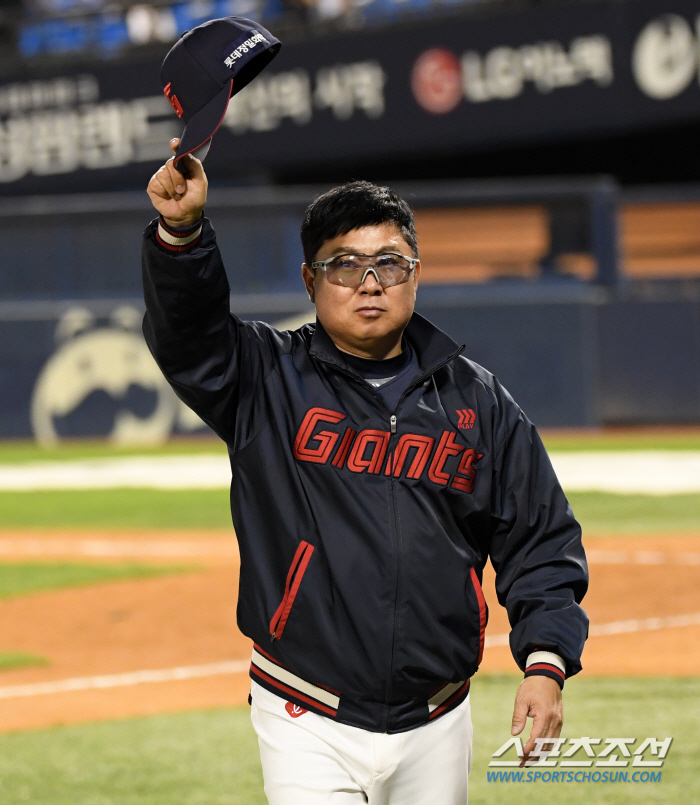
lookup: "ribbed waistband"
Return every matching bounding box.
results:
[249,643,470,734]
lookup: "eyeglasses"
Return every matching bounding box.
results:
[310,253,419,289]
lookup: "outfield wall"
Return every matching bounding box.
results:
[1,288,699,440]
[421,290,700,427]
[1,182,698,439]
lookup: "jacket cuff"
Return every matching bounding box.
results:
[524,650,566,689]
[156,215,203,252]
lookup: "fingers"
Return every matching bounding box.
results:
[152,167,176,201]
[167,138,188,187]
[147,139,207,217]
[181,153,206,183]
[511,694,528,737]
[150,158,186,202]
[512,677,563,767]
[521,711,546,763]
[165,158,186,196]
[147,174,166,200]
[520,710,563,765]
[167,139,199,185]
[147,168,174,202]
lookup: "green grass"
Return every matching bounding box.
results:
[0,438,224,464]
[0,489,697,534]
[0,433,697,533]
[469,674,700,804]
[0,489,232,530]
[0,708,265,805]
[1,430,699,463]
[0,652,49,672]
[542,430,700,451]
[0,676,695,804]
[568,492,700,534]
[0,562,195,599]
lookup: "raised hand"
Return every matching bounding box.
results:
[147,138,208,228]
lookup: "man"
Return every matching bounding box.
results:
[143,139,588,804]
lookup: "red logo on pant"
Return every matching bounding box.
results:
[285,701,308,718]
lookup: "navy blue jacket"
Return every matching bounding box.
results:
[142,216,589,733]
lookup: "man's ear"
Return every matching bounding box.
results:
[413,260,421,295]
[301,263,315,303]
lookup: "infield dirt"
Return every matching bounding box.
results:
[0,530,698,732]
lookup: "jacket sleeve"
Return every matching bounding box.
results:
[488,384,589,685]
[141,215,275,446]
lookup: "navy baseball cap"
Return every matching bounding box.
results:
[161,17,281,170]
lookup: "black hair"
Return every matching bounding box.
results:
[300,180,418,265]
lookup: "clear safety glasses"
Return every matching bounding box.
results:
[311,253,418,289]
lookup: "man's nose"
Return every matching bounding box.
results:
[359,268,383,292]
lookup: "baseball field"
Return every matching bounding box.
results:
[0,430,698,804]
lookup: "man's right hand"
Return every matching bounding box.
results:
[147,138,208,228]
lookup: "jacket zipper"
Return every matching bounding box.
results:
[384,347,465,717]
[269,540,315,642]
[313,346,465,724]
[396,347,465,402]
[311,345,465,417]
[385,422,400,728]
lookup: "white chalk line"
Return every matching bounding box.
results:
[2,612,700,700]
[586,550,700,565]
[0,538,238,558]
[0,455,230,490]
[0,659,250,700]
[550,451,700,495]
[484,611,700,647]
[587,611,700,636]
[2,450,700,493]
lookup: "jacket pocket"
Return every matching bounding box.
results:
[269,541,315,641]
[470,567,488,665]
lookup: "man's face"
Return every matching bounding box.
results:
[302,223,420,360]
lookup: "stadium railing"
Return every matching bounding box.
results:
[0,176,621,307]
[3,176,700,433]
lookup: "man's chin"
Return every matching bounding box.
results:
[351,321,395,341]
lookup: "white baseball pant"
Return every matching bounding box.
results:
[249,679,474,805]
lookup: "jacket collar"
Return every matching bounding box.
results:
[308,311,463,377]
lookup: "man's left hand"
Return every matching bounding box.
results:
[510,676,563,766]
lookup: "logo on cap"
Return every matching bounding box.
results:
[163,82,184,118]
[221,31,269,69]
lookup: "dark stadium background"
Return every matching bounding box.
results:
[1,4,699,804]
[2,0,700,439]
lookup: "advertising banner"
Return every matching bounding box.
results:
[2,0,700,193]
